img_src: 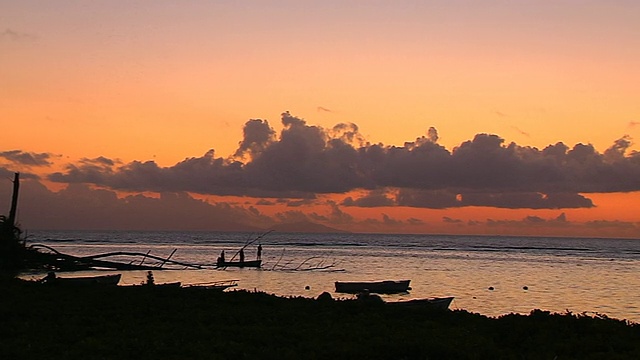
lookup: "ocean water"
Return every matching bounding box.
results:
[22,230,640,323]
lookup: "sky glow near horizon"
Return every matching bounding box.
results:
[2,1,640,237]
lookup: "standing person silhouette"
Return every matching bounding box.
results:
[257,244,262,260]
[239,248,245,263]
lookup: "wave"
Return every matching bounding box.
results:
[468,245,595,252]
[275,241,366,247]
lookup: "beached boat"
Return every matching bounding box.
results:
[386,296,454,310]
[154,282,182,288]
[185,279,239,291]
[216,259,262,268]
[334,280,411,294]
[40,273,121,286]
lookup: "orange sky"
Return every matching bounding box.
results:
[2,1,640,237]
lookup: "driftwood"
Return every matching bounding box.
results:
[269,251,344,272]
[28,244,203,271]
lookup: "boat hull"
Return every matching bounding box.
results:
[335,280,411,294]
[216,260,261,268]
[387,296,454,310]
[42,273,122,286]
[185,280,239,291]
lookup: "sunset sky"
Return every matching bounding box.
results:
[2,1,640,237]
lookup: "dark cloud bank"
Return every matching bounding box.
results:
[43,112,640,210]
[2,112,640,234]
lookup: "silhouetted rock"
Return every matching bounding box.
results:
[316,291,333,302]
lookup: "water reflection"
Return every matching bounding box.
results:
[23,231,640,323]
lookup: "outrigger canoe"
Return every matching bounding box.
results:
[387,296,454,310]
[216,260,262,268]
[185,279,239,291]
[335,280,411,294]
[40,273,121,286]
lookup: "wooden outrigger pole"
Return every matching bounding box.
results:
[8,173,19,229]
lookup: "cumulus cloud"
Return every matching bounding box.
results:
[233,119,276,159]
[44,112,640,209]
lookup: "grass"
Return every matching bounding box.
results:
[1,278,639,359]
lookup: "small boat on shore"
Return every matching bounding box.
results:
[216,260,262,268]
[335,280,411,294]
[186,279,239,291]
[387,296,454,310]
[40,272,121,286]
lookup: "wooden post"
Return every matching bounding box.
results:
[8,172,19,228]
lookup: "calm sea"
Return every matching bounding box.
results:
[21,230,640,323]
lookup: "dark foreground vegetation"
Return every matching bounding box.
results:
[1,279,639,360]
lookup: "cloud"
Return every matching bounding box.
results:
[7,176,636,236]
[362,214,398,225]
[407,217,425,225]
[256,199,275,205]
[285,199,315,207]
[396,189,460,209]
[274,210,310,224]
[442,216,463,224]
[469,213,640,237]
[485,214,572,228]
[348,188,593,209]
[355,213,425,232]
[342,189,395,207]
[44,112,640,209]
[317,106,333,113]
[0,150,54,167]
[0,179,272,231]
[381,213,402,225]
[233,119,276,159]
[585,220,637,229]
[0,167,39,181]
[427,127,439,143]
[458,192,593,209]
[603,135,632,161]
[512,126,530,137]
[0,28,37,42]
